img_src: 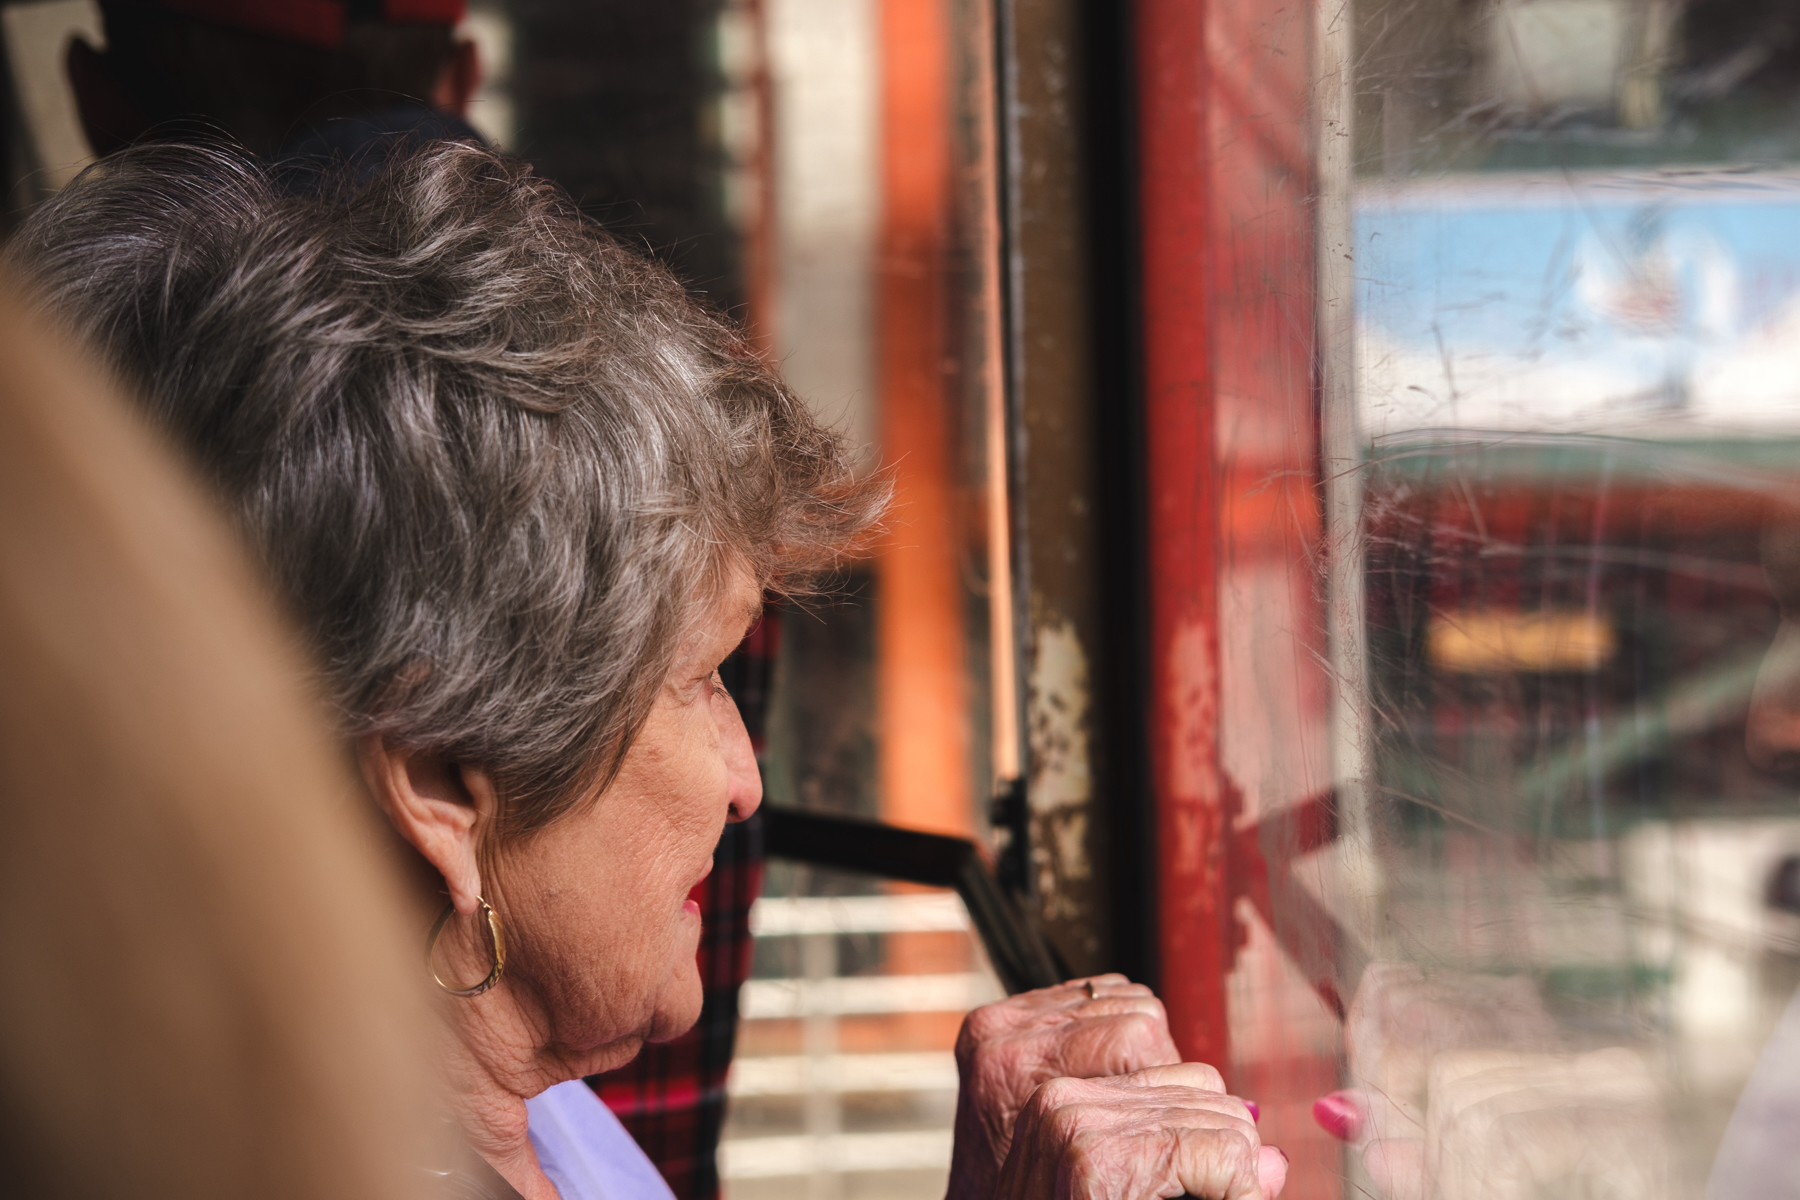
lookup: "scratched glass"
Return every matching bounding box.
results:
[1266,1,1800,1196]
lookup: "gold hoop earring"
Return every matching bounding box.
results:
[425,897,506,998]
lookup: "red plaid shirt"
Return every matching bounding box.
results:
[584,611,779,1200]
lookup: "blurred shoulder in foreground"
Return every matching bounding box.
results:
[0,274,445,1199]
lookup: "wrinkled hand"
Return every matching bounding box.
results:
[1310,963,1552,1200]
[948,976,1182,1200]
[1311,964,1672,1200]
[1311,1088,1424,1200]
[994,1065,1287,1200]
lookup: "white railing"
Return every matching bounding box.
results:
[720,1129,956,1179]
[716,1129,957,1180]
[720,891,998,1193]
[740,971,999,1018]
[728,1050,959,1095]
[748,892,973,935]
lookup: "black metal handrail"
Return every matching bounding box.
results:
[762,806,1067,995]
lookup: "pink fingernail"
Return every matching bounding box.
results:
[1311,1091,1365,1142]
[1244,1099,1260,1122]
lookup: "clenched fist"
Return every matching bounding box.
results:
[949,975,1247,1199]
[994,1065,1288,1200]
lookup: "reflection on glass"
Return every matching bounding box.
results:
[1339,0,1800,1195]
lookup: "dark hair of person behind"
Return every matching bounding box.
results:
[7,142,883,836]
[90,3,458,154]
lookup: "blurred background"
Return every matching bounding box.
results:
[13,1,1800,1197]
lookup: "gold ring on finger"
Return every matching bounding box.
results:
[1084,980,1098,999]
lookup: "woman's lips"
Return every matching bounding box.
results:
[682,858,713,918]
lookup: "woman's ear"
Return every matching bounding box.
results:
[357,735,500,915]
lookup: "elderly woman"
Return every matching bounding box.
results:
[9,143,1284,1200]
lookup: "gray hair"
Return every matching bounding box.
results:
[9,142,882,835]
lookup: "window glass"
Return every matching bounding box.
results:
[1321,2,1800,1194]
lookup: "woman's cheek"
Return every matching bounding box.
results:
[641,928,706,1040]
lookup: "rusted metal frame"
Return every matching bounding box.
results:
[988,0,1033,902]
[993,0,1119,976]
[990,0,1156,980]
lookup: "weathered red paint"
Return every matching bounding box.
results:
[1136,0,1231,1071]
[1139,1,1346,1192]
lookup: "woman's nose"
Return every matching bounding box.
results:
[718,694,763,823]
[1747,619,1800,774]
